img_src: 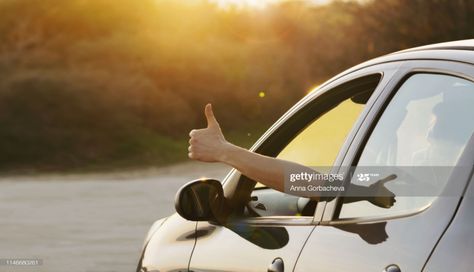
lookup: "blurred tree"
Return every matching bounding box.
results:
[0,0,472,171]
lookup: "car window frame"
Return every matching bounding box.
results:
[321,59,474,225]
[220,62,403,226]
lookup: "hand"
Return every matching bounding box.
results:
[368,174,397,209]
[188,104,231,162]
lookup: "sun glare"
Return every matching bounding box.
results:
[210,0,283,9]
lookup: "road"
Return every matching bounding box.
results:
[0,162,231,272]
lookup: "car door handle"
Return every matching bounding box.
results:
[383,264,401,272]
[255,203,267,211]
[268,257,284,272]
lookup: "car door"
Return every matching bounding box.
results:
[294,60,474,272]
[187,63,401,272]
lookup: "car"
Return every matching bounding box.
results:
[137,39,474,272]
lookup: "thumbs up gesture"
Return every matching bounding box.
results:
[188,104,230,162]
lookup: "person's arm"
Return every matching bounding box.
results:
[188,103,307,192]
[188,104,395,208]
[217,144,308,192]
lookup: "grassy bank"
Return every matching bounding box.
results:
[0,126,267,175]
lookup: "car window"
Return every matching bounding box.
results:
[338,73,474,219]
[277,98,364,169]
[248,74,382,217]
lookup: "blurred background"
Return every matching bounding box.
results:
[1,0,473,173]
[0,0,473,271]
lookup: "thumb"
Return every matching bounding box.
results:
[205,103,220,128]
[380,174,397,185]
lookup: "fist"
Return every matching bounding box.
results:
[188,104,230,162]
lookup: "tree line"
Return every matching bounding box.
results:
[0,0,472,171]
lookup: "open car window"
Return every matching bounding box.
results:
[246,74,382,217]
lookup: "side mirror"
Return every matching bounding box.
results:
[175,179,225,222]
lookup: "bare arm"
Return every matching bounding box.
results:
[217,144,308,192]
[188,103,305,192]
[188,104,395,209]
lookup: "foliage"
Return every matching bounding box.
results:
[0,0,472,171]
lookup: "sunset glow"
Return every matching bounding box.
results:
[210,0,284,9]
[208,0,332,9]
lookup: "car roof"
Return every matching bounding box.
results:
[396,39,474,53]
[331,39,474,83]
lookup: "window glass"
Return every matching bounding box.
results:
[248,74,381,217]
[339,73,474,219]
[278,99,364,168]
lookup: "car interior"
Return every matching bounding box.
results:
[225,74,384,218]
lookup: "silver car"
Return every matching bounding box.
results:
[138,39,474,272]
